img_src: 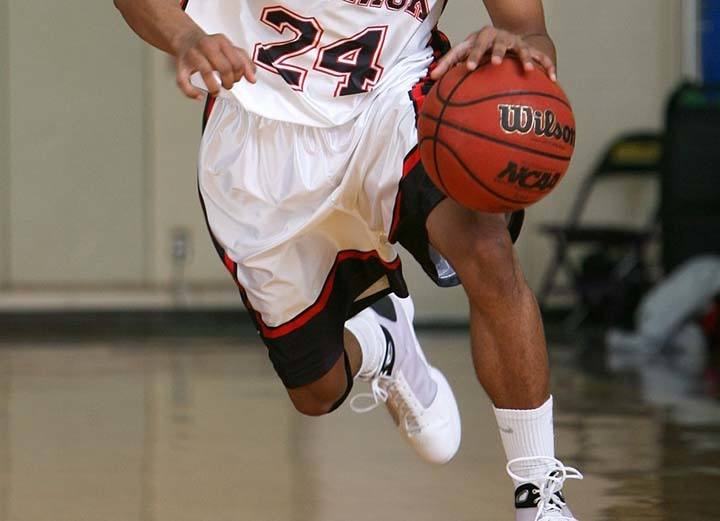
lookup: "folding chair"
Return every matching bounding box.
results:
[537,132,663,327]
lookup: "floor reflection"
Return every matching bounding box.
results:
[0,332,716,520]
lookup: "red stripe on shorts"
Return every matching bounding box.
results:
[222,249,401,340]
[222,252,235,275]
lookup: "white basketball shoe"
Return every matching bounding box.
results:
[508,457,583,521]
[350,294,461,464]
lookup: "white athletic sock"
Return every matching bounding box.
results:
[345,308,387,380]
[493,396,555,487]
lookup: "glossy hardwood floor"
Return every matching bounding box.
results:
[0,331,717,521]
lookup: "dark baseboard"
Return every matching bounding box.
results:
[0,309,476,342]
[0,307,576,343]
[0,309,257,342]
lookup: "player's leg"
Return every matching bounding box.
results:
[331,65,462,464]
[284,317,400,416]
[428,200,549,408]
[198,81,459,464]
[427,198,582,520]
[284,289,460,466]
[270,288,461,464]
[245,284,460,465]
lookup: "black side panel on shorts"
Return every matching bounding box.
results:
[261,254,407,388]
[394,147,460,287]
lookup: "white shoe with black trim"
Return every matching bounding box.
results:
[508,457,583,521]
[350,294,461,464]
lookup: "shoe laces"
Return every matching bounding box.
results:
[350,374,423,435]
[507,457,583,521]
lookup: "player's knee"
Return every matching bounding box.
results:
[460,224,524,304]
[286,376,348,417]
[289,394,336,417]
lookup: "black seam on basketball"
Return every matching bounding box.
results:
[434,66,481,105]
[432,67,478,196]
[430,91,451,194]
[440,90,572,109]
[420,113,572,162]
[430,138,532,205]
[434,59,492,104]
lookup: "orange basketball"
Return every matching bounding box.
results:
[418,57,576,213]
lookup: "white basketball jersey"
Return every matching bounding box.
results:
[184,0,444,127]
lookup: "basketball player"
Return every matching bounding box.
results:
[115,0,583,518]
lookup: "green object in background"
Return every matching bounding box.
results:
[677,86,720,107]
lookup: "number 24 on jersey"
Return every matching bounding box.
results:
[252,6,387,96]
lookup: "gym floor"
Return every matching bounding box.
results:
[0,329,716,521]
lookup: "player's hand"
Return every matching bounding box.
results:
[431,26,556,82]
[175,30,257,100]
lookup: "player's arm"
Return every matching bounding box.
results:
[431,0,556,81]
[113,0,255,99]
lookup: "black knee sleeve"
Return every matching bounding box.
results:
[328,350,354,413]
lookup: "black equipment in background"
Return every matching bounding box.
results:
[662,83,720,272]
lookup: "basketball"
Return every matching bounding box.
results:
[418,57,576,213]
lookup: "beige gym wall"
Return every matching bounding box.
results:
[5,0,147,286]
[0,0,9,289]
[0,0,683,318]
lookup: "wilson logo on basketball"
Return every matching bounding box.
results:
[498,104,576,146]
[496,161,561,192]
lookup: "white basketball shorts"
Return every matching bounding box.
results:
[196,31,521,387]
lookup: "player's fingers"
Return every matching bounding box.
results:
[195,35,233,90]
[490,42,508,65]
[490,34,512,65]
[200,66,222,95]
[531,49,557,81]
[438,40,472,72]
[431,39,472,79]
[213,41,256,86]
[220,40,246,83]
[466,28,495,70]
[466,38,493,70]
[516,43,535,72]
[237,48,257,83]
[187,52,221,96]
[431,51,458,77]
[207,51,235,90]
[176,65,205,101]
[184,48,220,94]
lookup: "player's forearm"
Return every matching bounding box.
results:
[113,0,204,56]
